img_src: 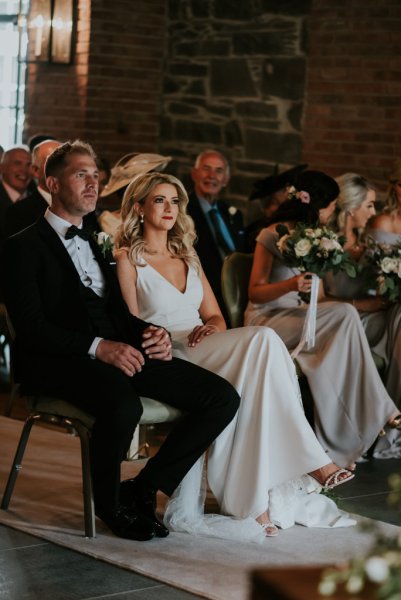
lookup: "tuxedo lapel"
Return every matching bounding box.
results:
[36,217,82,283]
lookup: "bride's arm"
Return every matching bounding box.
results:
[187,268,226,347]
[114,248,139,315]
[248,241,307,303]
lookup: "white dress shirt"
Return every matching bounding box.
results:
[44,208,104,357]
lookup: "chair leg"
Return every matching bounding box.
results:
[71,419,96,538]
[1,414,36,509]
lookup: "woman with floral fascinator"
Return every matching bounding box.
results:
[113,170,356,542]
[245,170,401,469]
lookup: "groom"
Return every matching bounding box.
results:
[1,140,240,541]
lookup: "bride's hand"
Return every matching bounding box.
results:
[188,324,219,347]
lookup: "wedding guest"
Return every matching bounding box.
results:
[325,173,401,418]
[114,171,355,540]
[246,164,308,250]
[0,146,32,245]
[244,170,401,468]
[369,158,401,245]
[1,140,240,542]
[188,150,248,320]
[5,139,61,237]
[98,152,172,239]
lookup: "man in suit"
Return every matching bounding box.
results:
[188,150,248,320]
[2,140,239,542]
[5,139,61,238]
[0,146,32,245]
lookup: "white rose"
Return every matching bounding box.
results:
[97,231,110,244]
[294,238,312,257]
[319,237,342,252]
[228,206,238,216]
[317,579,336,596]
[314,228,323,237]
[304,228,315,238]
[365,556,390,583]
[345,575,364,594]
[381,257,398,273]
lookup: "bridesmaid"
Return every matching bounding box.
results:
[244,170,401,468]
[370,159,401,245]
[325,172,401,417]
[113,171,354,540]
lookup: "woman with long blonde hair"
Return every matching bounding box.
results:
[113,171,355,541]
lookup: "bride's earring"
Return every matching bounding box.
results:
[140,214,144,224]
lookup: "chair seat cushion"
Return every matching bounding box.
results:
[27,396,182,429]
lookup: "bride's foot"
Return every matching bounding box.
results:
[256,511,279,537]
[309,464,355,491]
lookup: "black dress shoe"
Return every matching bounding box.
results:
[95,506,155,541]
[120,478,170,538]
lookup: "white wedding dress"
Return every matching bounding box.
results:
[135,261,355,541]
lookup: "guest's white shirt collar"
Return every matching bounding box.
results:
[38,186,52,205]
[1,179,24,203]
[44,208,83,239]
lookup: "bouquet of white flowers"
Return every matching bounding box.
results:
[276,222,357,278]
[365,241,401,302]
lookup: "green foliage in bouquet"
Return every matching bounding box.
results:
[364,241,401,302]
[276,223,357,278]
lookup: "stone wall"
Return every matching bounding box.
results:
[160,0,311,217]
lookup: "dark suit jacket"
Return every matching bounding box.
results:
[0,181,14,247]
[2,217,150,389]
[4,187,47,238]
[187,191,248,315]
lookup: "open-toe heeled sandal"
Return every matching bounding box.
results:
[310,467,355,491]
[260,521,279,537]
[388,415,401,429]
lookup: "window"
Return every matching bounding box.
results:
[0,0,29,148]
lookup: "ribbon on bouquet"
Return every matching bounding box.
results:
[291,274,319,359]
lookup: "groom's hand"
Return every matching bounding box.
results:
[142,326,172,361]
[96,339,145,376]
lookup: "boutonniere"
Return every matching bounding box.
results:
[94,231,114,258]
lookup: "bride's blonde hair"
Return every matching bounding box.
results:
[115,171,200,270]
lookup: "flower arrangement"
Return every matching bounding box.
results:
[94,231,114,258]
[276,223,357,279]
[364,241,401,302]
[319,474,401,599]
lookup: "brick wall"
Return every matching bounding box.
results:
[24,0,167,164]
[303,0,401,194]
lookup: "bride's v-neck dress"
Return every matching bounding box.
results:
[135,262,354,538]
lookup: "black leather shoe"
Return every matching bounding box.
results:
[120,478,170,538]
[95,506,155,541]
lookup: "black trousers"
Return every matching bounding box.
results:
[28,355,240,511]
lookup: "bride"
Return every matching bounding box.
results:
[114,171,355,540]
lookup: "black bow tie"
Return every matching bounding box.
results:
[65,225,91,241]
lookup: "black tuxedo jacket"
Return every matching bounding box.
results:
[187,191,248,311]
[2,217,150,388]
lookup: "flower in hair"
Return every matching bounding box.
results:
[288,186,310,204]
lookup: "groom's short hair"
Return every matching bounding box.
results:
[45,139,97,178]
